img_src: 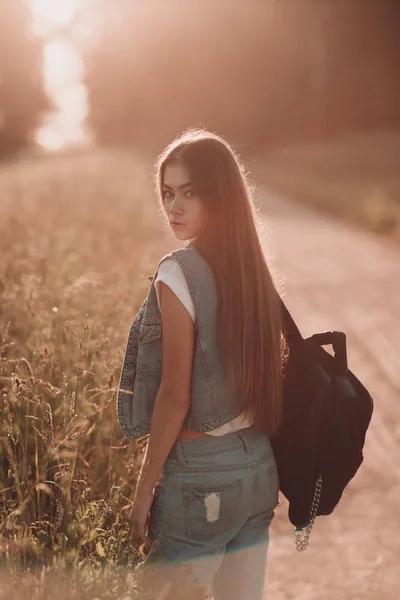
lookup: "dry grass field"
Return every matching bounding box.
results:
[0,150,192,599]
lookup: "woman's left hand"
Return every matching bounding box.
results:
[129,487,154,549]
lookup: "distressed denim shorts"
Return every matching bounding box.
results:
[145,425,279,599]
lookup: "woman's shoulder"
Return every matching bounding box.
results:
[156,257,184,278]
[154,255,195,321]
[156,246,212,286]
[155,258,190,295]
[157,246,197,274]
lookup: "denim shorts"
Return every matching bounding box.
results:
[145,425,279,599]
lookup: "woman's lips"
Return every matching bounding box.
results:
[171,222,185,227]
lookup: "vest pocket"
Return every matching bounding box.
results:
[182,479,243,540]
[137,322,162,374]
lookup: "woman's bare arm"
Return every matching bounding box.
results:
[134,281,194,498]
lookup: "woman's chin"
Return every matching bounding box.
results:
[173,231,190,241]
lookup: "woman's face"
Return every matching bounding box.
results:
[162,162,208,243]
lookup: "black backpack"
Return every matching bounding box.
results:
[270,298,374,551]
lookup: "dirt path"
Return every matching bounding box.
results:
[258,190,400,600]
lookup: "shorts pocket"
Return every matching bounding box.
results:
[268,464,279,511]
[182,479,243,541]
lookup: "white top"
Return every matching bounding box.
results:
[154,258,254,436]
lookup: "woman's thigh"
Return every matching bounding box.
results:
[211,509,275,600]
[211,453,279,600]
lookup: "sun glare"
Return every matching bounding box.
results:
[31,0,80,27]
[31,0,89,150]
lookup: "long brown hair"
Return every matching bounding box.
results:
[154,127,287,438]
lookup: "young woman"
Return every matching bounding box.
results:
[123,128,286,599]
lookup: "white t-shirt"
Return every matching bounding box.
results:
[154,258,254,436]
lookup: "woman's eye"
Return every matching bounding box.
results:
[163,190,173,199]
[185,190,195,198]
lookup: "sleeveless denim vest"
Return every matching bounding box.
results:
[117,242,243,440]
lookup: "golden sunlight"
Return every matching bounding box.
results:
[31,0,79,27]
[30,0,89,150]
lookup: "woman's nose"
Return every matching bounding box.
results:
[170,199,184,215]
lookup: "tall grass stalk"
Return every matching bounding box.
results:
[0,150,204,598]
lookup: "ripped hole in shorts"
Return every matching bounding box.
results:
[182,479,243,540]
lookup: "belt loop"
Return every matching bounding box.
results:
[237,429,253,456]
[174,441,186,467]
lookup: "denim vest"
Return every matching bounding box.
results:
[117,242,243,440]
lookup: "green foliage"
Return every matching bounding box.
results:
[0,0,50,157]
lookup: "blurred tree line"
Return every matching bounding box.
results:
[0,0,399,157]
[81,0,400,154]
[0,0,50,157]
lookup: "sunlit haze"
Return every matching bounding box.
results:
[31,0,79,29]
[30,0,89,150]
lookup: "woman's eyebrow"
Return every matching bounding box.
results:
[162,182,192,191]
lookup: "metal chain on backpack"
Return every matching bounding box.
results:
[294,473,323,551]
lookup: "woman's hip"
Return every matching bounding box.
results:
[165,425,276,474]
